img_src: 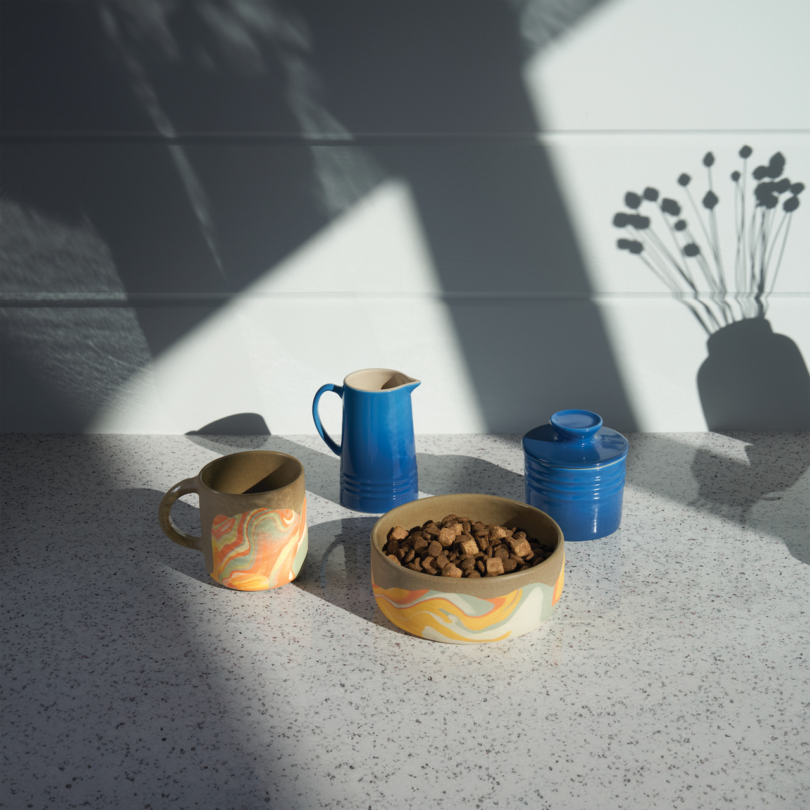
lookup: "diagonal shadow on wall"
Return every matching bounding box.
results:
[0,0,635,434]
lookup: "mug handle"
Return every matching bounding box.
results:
[159,477,202,550]
[312,383,343,457]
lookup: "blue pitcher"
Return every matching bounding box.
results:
[312,369,421,513]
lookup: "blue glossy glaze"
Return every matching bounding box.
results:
[313,369,420,513]
[522,409,628,542]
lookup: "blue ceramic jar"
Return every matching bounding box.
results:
[522,410,628,542]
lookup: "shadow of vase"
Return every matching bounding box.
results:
[697,318,810,431]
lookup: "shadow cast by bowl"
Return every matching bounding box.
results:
[293,516,408,635]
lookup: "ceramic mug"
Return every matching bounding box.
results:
[159,451,308,591]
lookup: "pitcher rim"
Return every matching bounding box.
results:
[343,368,421,393]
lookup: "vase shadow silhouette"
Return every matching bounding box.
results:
[698,318,810,432]
[692,319,810,564]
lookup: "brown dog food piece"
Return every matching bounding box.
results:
[477,536,490,553]
[489,525,509,541]
[413,537,428,552]
[423,523,441,536]
[494,546,510,561]
[459,556,476,571]
[476,559,486,574]
[427,540,442,557]
[502,558,517,573]
[387,554,401,565]
[422,557,438,575]
[486,557,505,576]
[436,553,449,570]
[441,563,462,578]
[406,561,422,572]
[403,549,415,564]
[507,537,532,557]
[459,538,479,556]
[438,527,456,547]
[466,570,481,578]
[389,526,409,542]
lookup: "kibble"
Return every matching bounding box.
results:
[382,515,553,578]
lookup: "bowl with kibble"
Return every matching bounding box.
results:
[371,494,564,643]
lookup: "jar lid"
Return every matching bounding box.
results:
[522,409,628,469]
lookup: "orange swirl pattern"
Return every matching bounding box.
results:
[211,499,307,591]
[373,577,558,644]
[552,558,565,605]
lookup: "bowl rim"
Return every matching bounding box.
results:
[370,493,564,586]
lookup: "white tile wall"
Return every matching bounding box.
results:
[2,0,808,433]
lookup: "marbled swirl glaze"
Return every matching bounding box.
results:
[373,561,564,643]
[211,499,307,591]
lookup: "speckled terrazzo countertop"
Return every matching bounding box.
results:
[2,432,809,810]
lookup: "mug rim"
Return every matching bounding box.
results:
[198,450,304,496]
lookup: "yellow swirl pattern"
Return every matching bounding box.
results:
[373,580,554,644]
[211,499,307,591]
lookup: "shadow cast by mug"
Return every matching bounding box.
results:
[113,486,229,588]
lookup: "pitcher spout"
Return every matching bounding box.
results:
[380,371,420,392]
[345,368,420,393]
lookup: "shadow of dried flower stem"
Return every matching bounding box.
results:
[614,147,804,333]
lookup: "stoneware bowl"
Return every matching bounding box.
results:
[371,494,564,644]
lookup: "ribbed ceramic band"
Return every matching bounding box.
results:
[340,471,419,513]
[523,455,626,502]
[523,454,626,541]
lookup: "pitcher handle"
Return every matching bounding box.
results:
[312,384,343,457]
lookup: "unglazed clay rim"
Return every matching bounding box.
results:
[371,493,564,589]
[198,450,304,496]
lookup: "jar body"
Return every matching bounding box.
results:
[524,454,625,542]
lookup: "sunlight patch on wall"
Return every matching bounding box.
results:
[89,178,486,434]
[521,0,810,132]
